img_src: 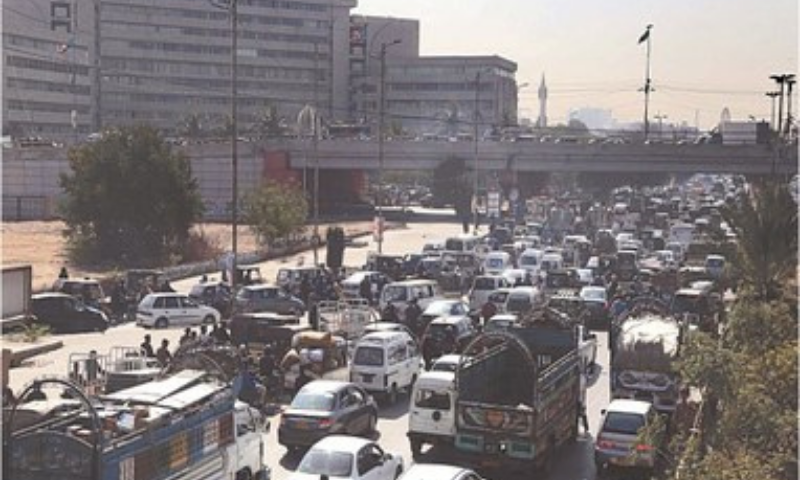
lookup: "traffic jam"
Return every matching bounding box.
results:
[4,175,740,480]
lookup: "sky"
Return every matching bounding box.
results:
[353,0,798,130]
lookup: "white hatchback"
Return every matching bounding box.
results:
[291,435,404,480]
[136,293,220,329]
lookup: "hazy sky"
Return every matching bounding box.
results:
[353,0,798,130]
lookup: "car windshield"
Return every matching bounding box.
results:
[425,302,452,316]
[415,388,451,409]
[431,360,458,372]
[297,450,353,477]
[354,346,384,366]
[382,286,407,302]
[486,258,504,268]
[290,391,335,411]
[506,295,531,313]
[473,277,496,290]
[603,412,646,435]
[706,258,724,268]
[520,255,537,266]
[582,289,606,301]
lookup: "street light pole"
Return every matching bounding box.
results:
[313,42,321,266]
[639,24,654,141]
[766,91,780,131]
[377,39,400,254]
[473,70,481,234]
[230,0,239,288]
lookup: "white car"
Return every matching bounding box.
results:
[482,251,511,275]
[467,275,508,311]
[291,435,404,480]
[398,464,484,480]
[430,354,466,373]
[595,400,660,473]
[136,293,220,328]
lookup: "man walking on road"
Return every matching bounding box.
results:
[140,334,155,358]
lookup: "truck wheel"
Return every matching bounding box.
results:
[155,318,168,329]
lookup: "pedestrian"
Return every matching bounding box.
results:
[214,322,231,344]
[578,372,590,436]
[140,334,155,358]
[156,339,172,367]
[179,327,193,346]
[360,277,372,304]
[199,325,210,345]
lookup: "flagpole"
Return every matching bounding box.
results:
[642,24,653,141]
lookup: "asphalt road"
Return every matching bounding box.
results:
[6,218,645,480]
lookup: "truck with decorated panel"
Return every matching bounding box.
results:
[452,307,581,473]
[4,362,269,480]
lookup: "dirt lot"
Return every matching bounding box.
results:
[2,220,371,292]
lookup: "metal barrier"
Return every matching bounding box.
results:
[2,196,56,220]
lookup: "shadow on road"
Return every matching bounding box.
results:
[377,394,410,420]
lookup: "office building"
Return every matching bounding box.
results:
[3,0,95,141]
[348,16,517,136]
[98,0,356,134]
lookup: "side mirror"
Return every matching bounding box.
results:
[600,409,606,415]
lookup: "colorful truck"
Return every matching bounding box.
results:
[5,365,269,480]
[453,310,582,473]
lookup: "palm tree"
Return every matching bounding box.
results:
[722,180,798,301]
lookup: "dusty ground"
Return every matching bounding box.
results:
[1,220,371,292]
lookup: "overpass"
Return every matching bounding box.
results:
[3,139,796,220]
[271,138,797,176]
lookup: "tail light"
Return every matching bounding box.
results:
[635,444,654,452]
[318,418,333,429]
[596,436,616,449]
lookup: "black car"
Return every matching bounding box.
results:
[278,380,378,450]
[31,293,109,333]
[189,281,233,318]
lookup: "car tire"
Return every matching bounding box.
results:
[364,412,377,436]
[409,439,422,460]
[155,318,168,329]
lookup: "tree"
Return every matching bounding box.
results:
[179,114,204,140]
[437,103,462,138]
[59,125,204,265]
[252,105,284,139]
[722,180,797,301]
[243,181,308,246]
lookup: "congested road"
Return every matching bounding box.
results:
[8,217,621,480]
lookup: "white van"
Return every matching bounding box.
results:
[379,279,441,321]
[407,371,457,460]
[540,252,564,273]
[482,251,512,275]
[443,234,481,254]
[518,248,544,275]
[504,286,543,315]
[468,275,508,310]
[350,331,423,404]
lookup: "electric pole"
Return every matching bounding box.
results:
[376,39,401,254]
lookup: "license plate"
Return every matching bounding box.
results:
[293,420,311,430]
